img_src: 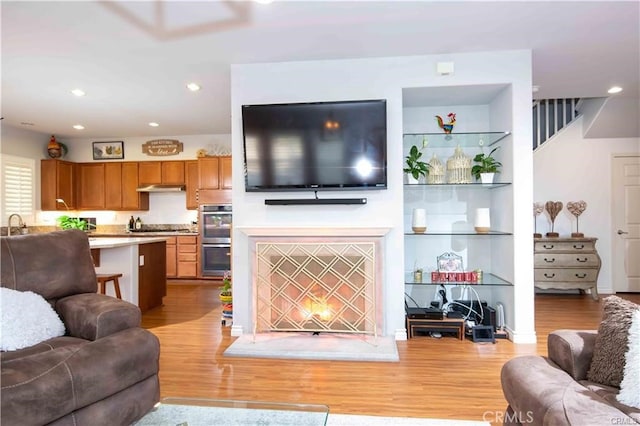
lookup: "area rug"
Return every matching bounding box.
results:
[135,403,490,426]
[223,332,399,362]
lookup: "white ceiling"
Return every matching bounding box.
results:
[2,1,638,139]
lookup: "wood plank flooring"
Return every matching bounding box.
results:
[141,282,640,423]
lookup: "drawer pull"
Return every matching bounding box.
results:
[575,273,587,279]
[543,244,554,249]
[544,257,555,263]
[573,244,585,250]
[576,257,588,263]
[544,273,556,278]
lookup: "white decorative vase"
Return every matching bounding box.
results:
[412,208,427,233]
[480,173,495,185]
[474,208,491,233]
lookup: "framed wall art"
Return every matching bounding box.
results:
[437,252,464,272]
[93,141,124,160]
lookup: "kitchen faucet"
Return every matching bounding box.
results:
[7,213,24,236]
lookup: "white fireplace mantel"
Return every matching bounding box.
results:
[237,226,392,237]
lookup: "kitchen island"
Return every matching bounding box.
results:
[89,237,167,312]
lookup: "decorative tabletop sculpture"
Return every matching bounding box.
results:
[567,200,587,238]
[435,113,456,134]
[533,202,544,238]
[545,201,563,237]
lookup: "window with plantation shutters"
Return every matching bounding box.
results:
[1,155,35,224]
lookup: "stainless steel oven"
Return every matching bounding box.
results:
[200,205,232,277]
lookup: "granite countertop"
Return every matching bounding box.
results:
[89,237,170,249]
[90,231,199,237]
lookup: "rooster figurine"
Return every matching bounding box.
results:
[435,113,456,134]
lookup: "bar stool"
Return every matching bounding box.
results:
[96,273,123,299]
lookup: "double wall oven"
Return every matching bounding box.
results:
[199,204,232,277]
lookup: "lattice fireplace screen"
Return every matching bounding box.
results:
[254,241,377,336]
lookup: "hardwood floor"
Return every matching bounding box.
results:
[142,282,640,423]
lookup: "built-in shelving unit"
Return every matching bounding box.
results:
[402,115,515,330]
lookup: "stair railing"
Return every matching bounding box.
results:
[532,98,580,150]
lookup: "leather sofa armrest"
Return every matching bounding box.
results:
[56,293,142,341]
[547,329,598,381]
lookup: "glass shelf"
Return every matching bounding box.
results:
[405,231,513,236]
[405,272,513,286]
[403,131,510,148]
[404,182,512,189]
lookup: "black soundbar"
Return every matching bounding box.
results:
[265,198,367,206]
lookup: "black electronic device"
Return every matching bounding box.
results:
[242,99,387,192]
[406,307,444,320]
[450,300,488,323]
[265,198,367,206]
[483,306,497,331]
[471,325,496,343]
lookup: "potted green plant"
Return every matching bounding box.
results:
[57,215,89,230]
[220,271,232,303]
[471,147,502,184]
[220,271,233,325]
[403,145,429,184]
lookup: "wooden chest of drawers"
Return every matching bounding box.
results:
[534,237,601,300]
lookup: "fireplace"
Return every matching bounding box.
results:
[243,228,388,339]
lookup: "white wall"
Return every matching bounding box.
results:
[231,50,535,342]
[1,125,231,226]
[534,116,640,293]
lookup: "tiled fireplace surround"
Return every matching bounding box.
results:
[239,228,390,339]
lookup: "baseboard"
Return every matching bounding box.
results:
[395,328,408,341]
[230,325,243,337]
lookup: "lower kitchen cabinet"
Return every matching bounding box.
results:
[166,237,177,278]
[177,236,198,278]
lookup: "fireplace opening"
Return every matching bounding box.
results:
[254,241,379,338]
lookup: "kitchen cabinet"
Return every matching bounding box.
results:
[138,161,185,185]
[166,237,177,278]
[105,162,149,211]
[198,156,232,204]
[41,159,76,210]
[77,163,106,209]
[219,156,232,189]
[122,162,149,210]
[177,236,198,278]
[185,160,199,210]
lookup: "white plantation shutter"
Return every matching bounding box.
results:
[1,155,35,224]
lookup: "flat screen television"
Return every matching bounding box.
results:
[242,99,387,192]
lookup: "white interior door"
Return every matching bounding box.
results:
[612,155,640,292]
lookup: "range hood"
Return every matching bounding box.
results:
[136,184,185,193]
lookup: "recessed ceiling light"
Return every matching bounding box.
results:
[254,0,273,4]
[73,124,85,130]
[186,82,201,92]
[608,86,623,94]
[149,122,159,127]
[532,85,540,93]
[71,89,86,97]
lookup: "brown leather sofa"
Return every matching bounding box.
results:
[1,230,160,426]
[501,330,639,425]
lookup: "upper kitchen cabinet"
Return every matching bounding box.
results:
[185,160,199,210]
[198,156,232,204]
[138,161,185,185]
[41,159,76,210]
[77,163,106,209]
[105,162,149,211]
